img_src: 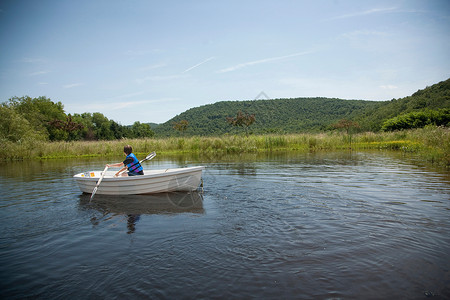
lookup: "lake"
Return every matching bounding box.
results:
[0,151,449,299]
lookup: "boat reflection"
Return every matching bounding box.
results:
[79,191,204,215]
[79,192,204,233]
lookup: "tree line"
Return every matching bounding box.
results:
[155,97,382,136]
[0,96,154,143]
[155,78,450,136]
[2,79,449,143]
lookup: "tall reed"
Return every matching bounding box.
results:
[1,126,448,167]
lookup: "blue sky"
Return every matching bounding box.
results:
[1,0,449,125]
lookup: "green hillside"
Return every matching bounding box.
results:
[356,78,450,130]
[154,78,450,137]
[154,98,379,136]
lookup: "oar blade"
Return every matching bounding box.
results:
[90,187,98,201]
[145,151,156,161]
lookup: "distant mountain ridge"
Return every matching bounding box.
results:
[154,78,450,136]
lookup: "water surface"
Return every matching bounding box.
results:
[0,152,449,299]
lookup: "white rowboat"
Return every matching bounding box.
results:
[74,166,205,195]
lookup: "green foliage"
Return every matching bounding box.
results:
[154,97,379,136]
[131,121,154,138]
[153,78,450,136]
[357,79,450,131]
[0,104,46,142]
[1,96,154,142]
[2,78,449,145]
[6,96,67,140]
[381,109,450,131]
[2,127,448,167]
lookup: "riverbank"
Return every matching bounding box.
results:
[1,126,449,167]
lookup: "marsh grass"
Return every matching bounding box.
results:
[2,126,448,167]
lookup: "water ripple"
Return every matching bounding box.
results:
[0,152,449,299]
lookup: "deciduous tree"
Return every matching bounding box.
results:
[173,119,189,135]
[226,111,255,136]
[333,119,360,134]
[131,121,154,138]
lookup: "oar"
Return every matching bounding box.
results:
[116,151,156,177]
[141,151,156,163]
[90,165,108,202]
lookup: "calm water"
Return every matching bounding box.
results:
[0,152,449,299]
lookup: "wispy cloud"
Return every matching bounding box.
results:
[77,98,179,111]
[29,70,50,76]
[136,74,188,84]
[21,57,47,63]
[340,30,389,39]
[182,57,215,73]
[217,51,313,73]
[136,57,214,84]
[111,91,145,99]
[63,83,83,89]
[139,63,167,71]
[125,49,162,56]
[326,7,397,21]
[380,84,398,90]
[109,98,178,110]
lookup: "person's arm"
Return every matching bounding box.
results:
[115,166,127,177]
[106,162,127,177]
[107,162,124,168]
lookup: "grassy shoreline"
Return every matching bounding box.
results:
[2,127,449,168]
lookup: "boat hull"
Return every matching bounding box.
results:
[74,166,204,195]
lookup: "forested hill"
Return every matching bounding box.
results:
[154,78,450,136]
[154,97,381,136]
[356,78,450,130]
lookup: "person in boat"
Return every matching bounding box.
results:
[107,145,144,177]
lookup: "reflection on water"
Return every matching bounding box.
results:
[79,192,204,234]
[0,151,449,299]
[79,192,204,215]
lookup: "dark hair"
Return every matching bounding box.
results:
[124,145,132,155]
